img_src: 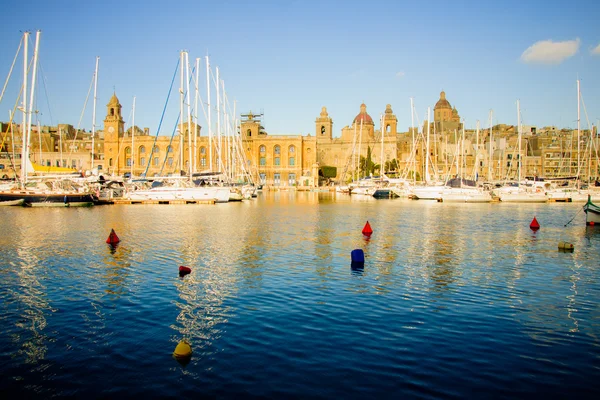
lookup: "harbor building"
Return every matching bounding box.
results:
[1,91,598,186]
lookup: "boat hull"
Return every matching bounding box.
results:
[0,192,95,207]
[583,197,600,225]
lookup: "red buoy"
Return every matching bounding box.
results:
[530,217,540,231]
[362,221,373,236]
[590,221,595,226]
[106,228,120,245]
[179,266,192,277]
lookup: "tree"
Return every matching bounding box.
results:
[359,146,376,177]
[319,166,337,185]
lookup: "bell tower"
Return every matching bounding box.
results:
[382,104,397,137]
[103,93,125,174]
[315,106,333,141]
[104,93,124,143]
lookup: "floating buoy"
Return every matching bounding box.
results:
[351,249,365,270]
[558,241,574,252]
[362,221,373,236]
[530,217,540,231]
[179,265,192,277]
[173,339,192,361]
[590,221,596,226]
[106,229,120,245]
[351,249,365,263]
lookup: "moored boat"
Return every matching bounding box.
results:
[583,195,600,226]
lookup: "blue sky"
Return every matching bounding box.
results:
[1,0,599,137]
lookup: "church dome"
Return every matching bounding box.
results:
[434,91,451,110]
[353,103,374,125]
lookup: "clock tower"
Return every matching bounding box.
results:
[103,93,125,174]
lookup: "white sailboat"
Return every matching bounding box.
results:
[493,100,547,203]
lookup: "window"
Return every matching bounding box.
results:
[139,145,146,154]
[109,158,113,167]
[247,129,252,137]
[153,146,160,154]
[274,173,281,185]
[321,126,325,135]
[200,147,206,154]
[259,145,266,153]
[126,158,131,166]
[168,145,173,153]
[153,157,159,166]
[168,157,173,167]
[289,145,295,153]
[274,157,280,166]
[260,157,266,166]
[288,173,296,185]
[125,147,131,154]
[259,173,266,183]
[274,145,281,155]
[289,157,295,166]
[201,158,206,167]
[141,157,146,166]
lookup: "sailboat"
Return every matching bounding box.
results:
[0,31,96,207]
[492,100,547,203]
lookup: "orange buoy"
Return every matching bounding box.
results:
[179,266,192,277]
[362,221,373,236]
[529,217,540,231]
[106,229,120,245]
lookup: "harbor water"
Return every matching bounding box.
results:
[1,192,599,398]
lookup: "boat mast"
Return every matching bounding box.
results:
[206,56,212,171]
[425,107,431,183]
[20,31,29,186]
[475,120,480,181]
[216,66,221,173]
[194,57,200,174]
[577,79,580,186]
[179,51,185,174]
[488,110,493,181]
[517,99,521,184]
[185,52,193,181]
[410,97,415,183]
[91,56,99,171]
[380,114,384,182]
[131,96,135,177]
[26,31,40,183]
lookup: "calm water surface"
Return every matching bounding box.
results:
[1,192,599,399]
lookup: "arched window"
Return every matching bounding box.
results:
[153,146,160,154]
[167,145,173,153]
[386,124,391,133]
[259,145,266,153]
[321,126,325,135]
[109,158,113,167]
[139,145,146,154]
[247,129,252,137]
[200,147,206,154]
[289,145,295,153]
[274,145,281,155]
[125,147,131,154]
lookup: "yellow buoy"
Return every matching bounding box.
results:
[558,241,574,252]
[173,340,192,360]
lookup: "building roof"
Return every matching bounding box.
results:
[434,91,451,110]
[353,103,374,125]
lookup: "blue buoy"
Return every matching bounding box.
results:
[351,249,365,263]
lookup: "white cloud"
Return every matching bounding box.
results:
[592,43,600,55]
[520,38,580,64]
[395,71,405,78]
